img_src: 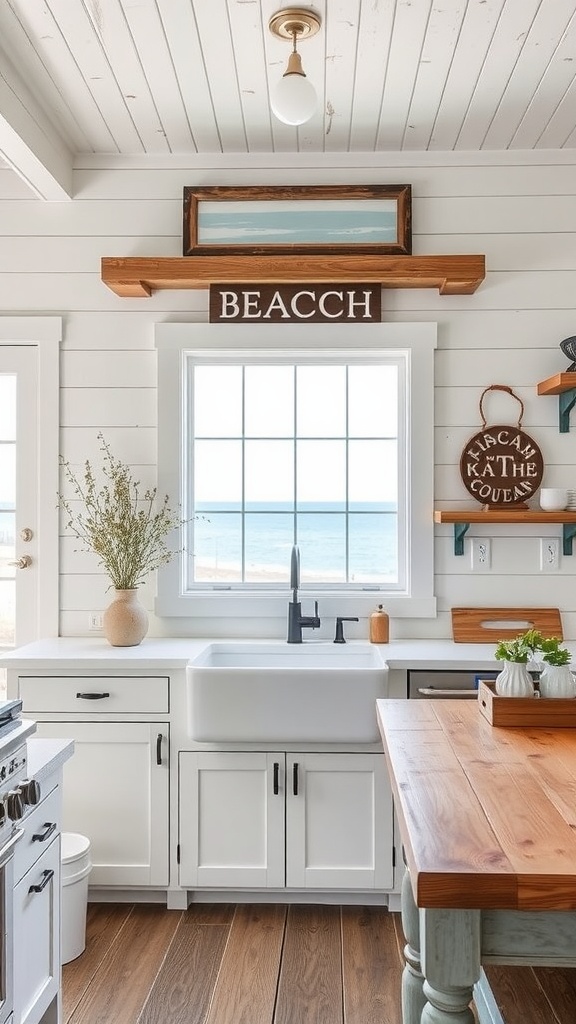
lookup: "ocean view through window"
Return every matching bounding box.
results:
[189,361,400,587]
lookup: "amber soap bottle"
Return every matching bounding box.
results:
[369,604,389,643]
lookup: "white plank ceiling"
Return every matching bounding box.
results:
[0,0,576,198]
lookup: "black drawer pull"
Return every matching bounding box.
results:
[293,762,299,796]
[32,822,57,843]
[76,692,110,700]
[273,762,279,795]
[29,869,55,894]
[156,733,163,765]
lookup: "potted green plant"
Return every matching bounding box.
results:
[58,433,182,647]
[494,630,539,697]
[535,636,575,698]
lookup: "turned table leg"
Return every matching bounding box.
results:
[419,907,481,1024]
[401,870,427,1024]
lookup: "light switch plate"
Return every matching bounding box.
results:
[539,538,560,572]
[471,537,491,571]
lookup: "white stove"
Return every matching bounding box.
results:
[0,700,37,850]
[0,700,37,1024]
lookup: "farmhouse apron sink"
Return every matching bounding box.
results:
[186,642,389,742]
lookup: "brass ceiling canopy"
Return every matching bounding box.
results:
[268,8,321,42]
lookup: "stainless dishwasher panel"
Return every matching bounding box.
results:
[407,669,499,699]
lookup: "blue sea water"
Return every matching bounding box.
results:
[198,207,396,245]
[192,502,398,583]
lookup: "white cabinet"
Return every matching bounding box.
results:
[179,751,393,891]
[33,722,169,888]
[13,838,60,1024]
[12,766,66,1024]
[16,675,170,890]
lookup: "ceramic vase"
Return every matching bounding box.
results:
[495,662,535,698]
[538,664,576,699]
[102,588,148,647]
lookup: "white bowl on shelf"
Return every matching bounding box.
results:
[539,488,568,511]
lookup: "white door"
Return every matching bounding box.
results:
[0,347,38,654]
[0,319,60,683]
[179,751,285,888]
[286,753,394,890]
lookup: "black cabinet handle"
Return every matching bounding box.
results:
[293,762,299,796]
[273,762,279,795]
[32,822,57,843]
[29,869,54,894]
[76,692,110,700]
[156,734,163,765]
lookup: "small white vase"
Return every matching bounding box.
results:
[495,662,535,697]
[103,588,149,647]
[538,664,576,699]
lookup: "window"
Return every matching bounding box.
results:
[156,322,436,621]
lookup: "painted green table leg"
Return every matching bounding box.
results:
[420,906,481,1024]
[401,870,427,1024]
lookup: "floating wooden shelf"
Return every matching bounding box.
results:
[100,254,486,298]
[434,509,576,556]
[537,373,576,433]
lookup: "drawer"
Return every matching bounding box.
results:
[19,676,169,714]
[14,784,61,884]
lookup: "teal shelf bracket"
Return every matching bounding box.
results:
[453,522,470,556]
[563,523,576,556]
[558,388,576,433]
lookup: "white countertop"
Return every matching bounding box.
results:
[27,737,74,780]
[1,635,563,671]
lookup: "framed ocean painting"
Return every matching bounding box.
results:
[182,184,412,256]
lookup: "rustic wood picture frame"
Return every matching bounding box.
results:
[182,184,412,256]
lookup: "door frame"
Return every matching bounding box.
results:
[0,317,61,640]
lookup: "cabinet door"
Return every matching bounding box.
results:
[286,753,394,890]
[179,752,285,888]
[33,722,169,887]
[13,837,60,1024]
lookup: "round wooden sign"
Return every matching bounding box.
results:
[460,386,544,508]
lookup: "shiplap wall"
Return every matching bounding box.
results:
[1,155,575,641]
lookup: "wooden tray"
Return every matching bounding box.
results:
[451,606,562,643]
[478,680,576,727]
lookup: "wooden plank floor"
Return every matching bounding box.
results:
[61,903,576,1024]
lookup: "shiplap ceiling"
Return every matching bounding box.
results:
[0,0,576,199]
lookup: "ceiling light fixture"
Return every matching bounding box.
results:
[268,7,321,126]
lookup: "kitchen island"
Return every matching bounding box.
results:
[376,699,576,1024]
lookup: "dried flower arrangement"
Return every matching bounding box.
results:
[58,433,181,591]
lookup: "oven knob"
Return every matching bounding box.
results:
[6,790,24,821]
[18,779,41,806]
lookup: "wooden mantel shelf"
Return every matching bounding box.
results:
[100,254,486,298]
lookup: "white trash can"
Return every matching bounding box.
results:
[61,832,91,964]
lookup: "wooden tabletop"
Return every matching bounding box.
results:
[376,699,576,912]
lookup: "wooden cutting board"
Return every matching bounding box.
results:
[451,606,563,643]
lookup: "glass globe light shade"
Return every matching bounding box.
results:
[270,51,317,126]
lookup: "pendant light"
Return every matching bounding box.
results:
[268,7,321,126]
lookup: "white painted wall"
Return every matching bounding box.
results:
[1,155,575,641]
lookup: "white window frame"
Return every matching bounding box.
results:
[156,322,436,620]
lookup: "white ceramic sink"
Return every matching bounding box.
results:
[186,642,389,742]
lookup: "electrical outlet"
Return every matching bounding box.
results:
[88,612,103,630]
[539,537,560,572]
[470,537,491,571]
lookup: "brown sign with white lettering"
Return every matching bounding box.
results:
[209,283,382,323]
[459,385,544,508]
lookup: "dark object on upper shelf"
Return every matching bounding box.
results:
[182,184,412,257]
[560,335,576,371]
